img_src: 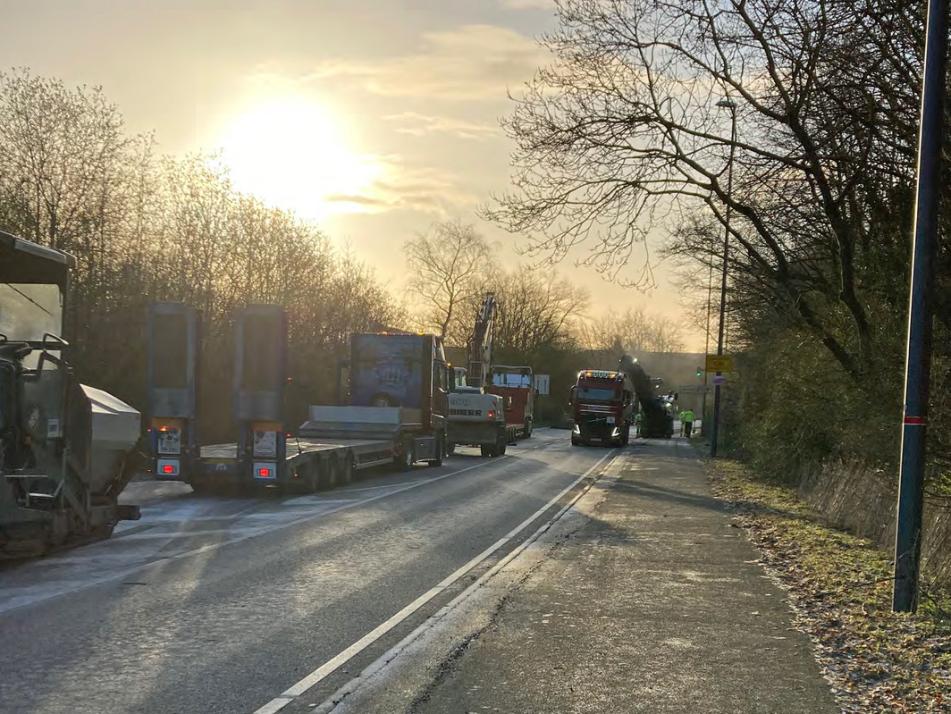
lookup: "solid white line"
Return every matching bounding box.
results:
[313,451,623,713]
[0,457,509,616]
[253,448,617,714]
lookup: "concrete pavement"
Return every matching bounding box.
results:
[315,438,838,713]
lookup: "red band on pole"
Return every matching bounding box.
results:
[904,416,926,425]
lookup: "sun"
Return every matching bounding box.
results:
[216,96,380,221]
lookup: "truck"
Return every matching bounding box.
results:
[568,369,635,447]
[0,231,141,556]
[154,312,452,493]
[486,364,536,439]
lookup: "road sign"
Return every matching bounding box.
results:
[713,374,727,385]
[705,354,734,373]
[534,374,550,396]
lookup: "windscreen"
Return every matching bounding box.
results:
[0,283,63,342]
[241,314,283,391]
[151,313,188,389]
[491,371,532,388]
[577,387,617,402]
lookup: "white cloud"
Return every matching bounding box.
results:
[325,156,479,216]
[308,24,547,100]
[382,112,498,140]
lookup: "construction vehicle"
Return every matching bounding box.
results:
[569,369,635,447]
[0,231,141,556]
[487,364,536,439]
[618,355,674,439]
[446,294,516,457]
[159,315,451,492]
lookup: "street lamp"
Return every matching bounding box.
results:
[710,97,737,458]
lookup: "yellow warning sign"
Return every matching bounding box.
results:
[705,354,734,373]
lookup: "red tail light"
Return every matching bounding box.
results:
[258,466,273,478]
[162,464,175,474]
[487,409,496,419]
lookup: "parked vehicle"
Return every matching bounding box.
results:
[487,365,536,439]
[157,317,452,493]
[0,231,141,556]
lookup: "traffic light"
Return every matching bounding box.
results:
[696,366,703,378]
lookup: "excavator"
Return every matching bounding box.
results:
[0,231,142,557]
[446,293,514,456]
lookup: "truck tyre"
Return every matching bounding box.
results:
[497,439,507,456]
[480,444,495,457]
[324,457,340,488]
[428,435,444,467]
[622,424,631,446]
[305,462,322,493]
[340,455,355,485]
[446,441,456,456]
[571,436,580,446]
[523,419,533,439]
[397,441,414,471]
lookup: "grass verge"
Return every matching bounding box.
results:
[709,459,951,713]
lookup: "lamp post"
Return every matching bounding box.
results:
[710,97,736,458]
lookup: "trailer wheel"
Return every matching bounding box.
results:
[321,457,339,488]
[428,434,444,467]
[304,462,322,493]
[397,441,414,471]
[446,441,456,456]
[340,455,356,485]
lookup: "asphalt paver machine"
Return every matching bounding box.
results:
[0,231,141,556]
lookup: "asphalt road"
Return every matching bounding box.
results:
[0,429,612,714]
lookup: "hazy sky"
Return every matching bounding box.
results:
[1,0,703,349]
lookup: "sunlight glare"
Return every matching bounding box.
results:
[216,97,380,221]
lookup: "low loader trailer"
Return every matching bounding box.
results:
[152,318,450,493]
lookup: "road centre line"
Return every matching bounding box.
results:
[0,455,511,617]
[253,448,618,714]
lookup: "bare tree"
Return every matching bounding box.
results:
[487,0,932,380]
[580,307,684,355]
[404,221,494,340]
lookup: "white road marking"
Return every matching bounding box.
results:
[0,457,510,616]
[253,448,618,714]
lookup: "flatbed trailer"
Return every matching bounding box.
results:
[191,406,442,492]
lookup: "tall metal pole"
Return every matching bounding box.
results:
[701,263,713,435]
[893,0,948,613]
[710,100,736,458]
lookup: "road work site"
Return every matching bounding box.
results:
[1,430,842,714]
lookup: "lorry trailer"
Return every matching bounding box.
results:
[153,319,451,493]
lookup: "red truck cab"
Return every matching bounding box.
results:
[569,369,634,447]
[486,365,535,439]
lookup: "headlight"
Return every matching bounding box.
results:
[611,427,621,437]
[572,423,580,434]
